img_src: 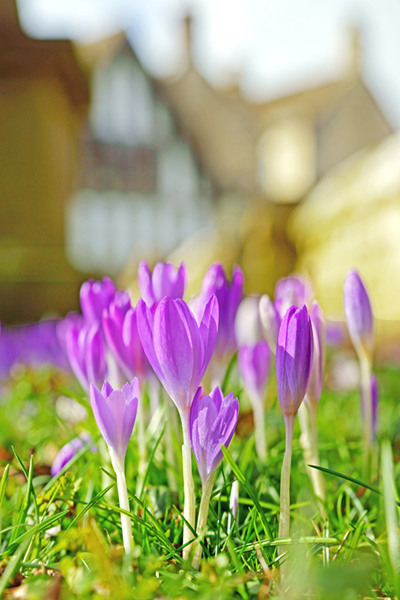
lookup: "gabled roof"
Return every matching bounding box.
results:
[1,0,88,112]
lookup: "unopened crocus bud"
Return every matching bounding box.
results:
[51,433,95,477]
[235,296,263,348]
[230,480,239,520]
[306,301,326,406]
[137,296,218,411]
[138,260,187,310]
[343,270,374,361]
[190,386,239,486]
[192,263,244,360]
[259,294,281,354]
[361,374,378,439]
[276,305,313,421]
[238,341,271,401]
[274,275,313,319]
[80,277,116,324]
[66,322,107,393]
[90,379,139,465]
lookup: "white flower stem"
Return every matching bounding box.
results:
[278,416,294,573]
[298,401,326,513]
[308,402,326,505]
[359,352,372,478]
[109,449,132,554]
[180,408,196,560]
[192,471,216,570]
[136,387,147,496]
[249,392,267,460]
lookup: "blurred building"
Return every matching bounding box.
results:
[154,22,391,295]
[67,35,215,281]
[291,131,400,338]
[0,0,89,322]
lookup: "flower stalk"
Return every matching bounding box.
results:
[109,448,132,554]
[192,471,216,570]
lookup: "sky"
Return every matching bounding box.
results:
[16,0,400,129]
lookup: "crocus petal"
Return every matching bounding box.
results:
[276,305,313,419]
[307,301,326,405]
[138,261,155,308]
[85,323,107,389]
[90,383,119,449]
[153,298,194,406]
[136,299,164,382]
[66,327,87,391]
[190,386,238,485]
[343,270,374,359]
[206,399,239,474]
[80,277,116,324]
[259,294,281,353]
[198,295,219,373]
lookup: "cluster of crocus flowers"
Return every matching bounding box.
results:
[276,305,313,564]
[343,270,375,472]
[137,294,218,558]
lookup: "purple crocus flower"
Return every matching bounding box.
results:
[259,294,281,354]
[90,379,139,463]
[192,264,244,360]
[274,275,313,319]
[103,294,151,383]
[306,301,326,406]
[80,277,116,324]
[343,270,374,360]
[66,322,107,393]
[190,386,238,486]
[51,433,95,477]
[136,296,218,411]
[138,260,187,310]
[276,305,313,421]
[361,374,378,439]
[238,341,271,401]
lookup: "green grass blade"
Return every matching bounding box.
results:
[381,441,400,584]
[308,464,397,502]
[139,420,167,501]
[221,445,273,539]
[0,536,32,597]
[4,510,70,556]
[66,482,115,531]
[221,352,238,395]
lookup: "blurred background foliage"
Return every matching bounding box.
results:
[1,0,400,348]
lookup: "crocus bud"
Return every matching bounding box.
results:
[137,296,218,411]
[103,295,151,383]
[361,374,378,439]
[259,294,281,354]
[306,301,326,406]
[276,305,313,421]
[192,263,244,360]
[274,275,313,319]
[190,386,239,486]
[66,322,107,393]
[90,379,139,465]
[343,270,374,361]
[138,260,187,310]
[51,433,95,477]
[235,296,263,348]
[238,341,271,401]
[80,277,116,324]
[230,480,239,520]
